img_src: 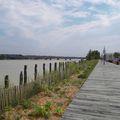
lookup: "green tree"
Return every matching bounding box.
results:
[113,52,120,58]
[0,55,5,59]
[86,50,92,60]
[86,50,100,60]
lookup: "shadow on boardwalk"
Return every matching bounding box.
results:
[61,61,120,120]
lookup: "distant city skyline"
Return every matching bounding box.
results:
[0,0,120,57]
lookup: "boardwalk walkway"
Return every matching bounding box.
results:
[61,61,120,120]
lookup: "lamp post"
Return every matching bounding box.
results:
[103,47,106,65]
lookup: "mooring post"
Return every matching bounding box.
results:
[53,62,57,83]
[19,71,23,85]
[34,64,37,80]
[54,62,57,71]
[49,63,52,85]
[59,62,61,72]
[59,62,62,80]
[4,75,9,89]
[43,63,45,77]
[24,65,27,85]
[49,63,51,74]
[62,62,65,79]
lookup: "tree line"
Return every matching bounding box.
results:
[86,49,120,60]
[113,52,120,58]
[86,50,100,60]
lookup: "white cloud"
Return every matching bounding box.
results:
[51,0,83,8]
[0,0,120,56]
[65,11,90,18]
[0,0,64,38]
[85,0,120,6]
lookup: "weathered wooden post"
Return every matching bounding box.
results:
[54,62,57,71]
[65,62,68,78]
[43,63,45,77]
[62,62,65,79]
[59,62,62,80]
[54,62,57,83]
[34,64,37,80]
[49,63,52,73]
[24,65,27,85]
[19,71,23,85]
[59,62,61,72]
[4,75,9,88]
[49,63,52,85]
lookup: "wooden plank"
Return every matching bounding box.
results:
[62,61,120,120]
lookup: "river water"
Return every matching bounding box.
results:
[0,59,79,87]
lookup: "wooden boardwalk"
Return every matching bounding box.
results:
[61,61,120,120]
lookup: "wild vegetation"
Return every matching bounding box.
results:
[0,60,98,120]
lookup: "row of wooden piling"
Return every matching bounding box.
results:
[0,60,81,112]
[4,62,67,88]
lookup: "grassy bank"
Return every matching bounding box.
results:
[1,60,98,120]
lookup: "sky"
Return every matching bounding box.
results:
[0,0,120,57]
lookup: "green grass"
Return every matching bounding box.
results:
[44,101,53,111]
[1,60,98,120]
[78,60,98,79]
[21,99,31,109]
[5,105,12,112]
[54,107,64,116]
[31,106,50,118]
[30,60,98,96]
[30,102,53,118]
[44,60,98,98]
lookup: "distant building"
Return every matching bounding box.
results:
[106,53,114,61]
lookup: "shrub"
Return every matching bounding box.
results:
[31,105,50,118]
[30,102,52,118]
[5,105,12,112]
[0,113,5,120]
[32,82,42,94]
[78,71,87,79]
[15,115,22,120]
[21,99,31,109]
[54,87,61,92]
[44,101,53,111]
[70,79,83,86]
[11,99,18,107]
[54,107,64,116]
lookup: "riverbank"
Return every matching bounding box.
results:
[0,60,98,120]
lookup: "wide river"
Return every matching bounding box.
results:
[0,59,79,88]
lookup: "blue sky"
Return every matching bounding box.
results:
[0,0,120,56]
